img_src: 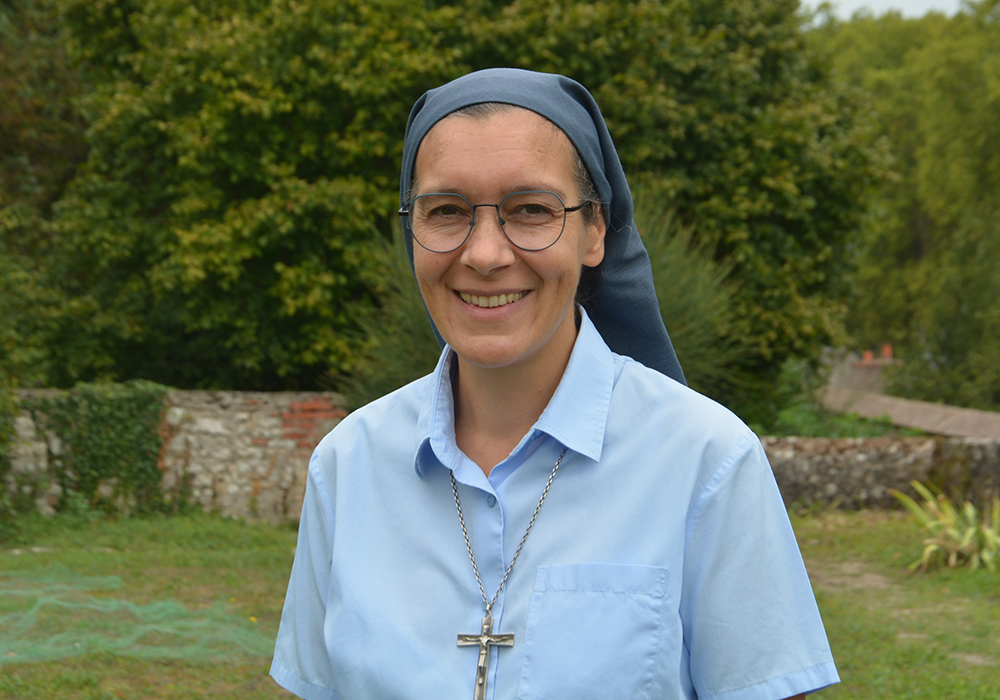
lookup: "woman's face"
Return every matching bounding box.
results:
[411,109,605,377]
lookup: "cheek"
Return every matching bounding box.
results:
[537,256,583,297]
[412,250,450,301]
[412,248,436,281]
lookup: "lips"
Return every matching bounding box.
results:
[459,291,528,308]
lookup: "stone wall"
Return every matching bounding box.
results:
[158,391,346,521]
[762,436,1000,509]
[10,390,347,522]
[9,390,1000,520]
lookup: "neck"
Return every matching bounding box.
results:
[453,326,578,476]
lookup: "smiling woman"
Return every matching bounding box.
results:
[409,109,606,457]
[270,69,838,700]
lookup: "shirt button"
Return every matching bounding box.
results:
[486,495,497,508]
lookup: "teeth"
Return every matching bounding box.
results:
[460,291,527,308]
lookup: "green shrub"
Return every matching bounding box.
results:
[333,227,441,410]
[743,358,926,437]
[634,190,754,407]
[767,402,924,438]
[892,481,1000,572]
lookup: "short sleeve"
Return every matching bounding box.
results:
[680,432,839,700]
[270,451,340,700]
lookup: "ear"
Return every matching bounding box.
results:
[581,206,606,268]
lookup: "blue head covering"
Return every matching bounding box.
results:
[400,68,685,385]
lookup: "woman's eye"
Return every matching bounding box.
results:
[511,203,554,218]
[428,204,469,219]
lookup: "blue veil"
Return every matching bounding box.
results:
[400,68,686,385]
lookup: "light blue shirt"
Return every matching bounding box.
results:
[271,310,839,700]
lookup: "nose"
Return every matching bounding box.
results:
[460,205,516,273]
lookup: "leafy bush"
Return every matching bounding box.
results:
[756,359,925,437]
[892,481,1000,572]
[334,227,441,410]
[766,403,924,438]
[633,189,753,407]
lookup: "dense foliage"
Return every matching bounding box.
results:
[335,225,442,410]
[0,0,83,388]
[633,185,756,404]
[817,1,1000,410]
[2,0,879,418]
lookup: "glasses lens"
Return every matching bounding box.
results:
[498,191,566,251]
[410,194,473,252]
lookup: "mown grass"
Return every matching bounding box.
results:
[2,510,997,699]
[792,509,1000,699]
[1,512,298,699]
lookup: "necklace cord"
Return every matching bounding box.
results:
[450,447,568,617]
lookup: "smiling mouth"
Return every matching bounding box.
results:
[459,291,528,308]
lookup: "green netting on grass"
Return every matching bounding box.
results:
[0,565,274,664]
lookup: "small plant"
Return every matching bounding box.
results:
[892,481,1000,572]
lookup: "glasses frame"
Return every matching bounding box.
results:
[398,190,591,254]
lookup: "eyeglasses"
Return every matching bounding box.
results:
[398,190,590,253]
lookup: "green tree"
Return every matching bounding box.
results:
[44,0,469,388]
[17,0,879,411]
[820,1,1000,409]
[456,0,884,422]
[0,0,86,388]
[632,184,754,405]
[0,0,85,213]
[334,225,442,411]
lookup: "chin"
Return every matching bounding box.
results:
[450,339,528,370]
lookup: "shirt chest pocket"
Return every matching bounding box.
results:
[517,563,669,700]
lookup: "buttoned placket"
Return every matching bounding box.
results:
[418,331,608,699]
[450,465,509,700]
[483,484,508,700]
[470,436,569,700]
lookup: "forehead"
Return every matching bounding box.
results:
[413,109,575,195]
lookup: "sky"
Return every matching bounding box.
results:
[802,0,966,18]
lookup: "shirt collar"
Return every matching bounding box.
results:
[414,307,614,478]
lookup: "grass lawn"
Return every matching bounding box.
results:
[792,509,1000,699]
[1,513,298,699]
[2,509,998,699]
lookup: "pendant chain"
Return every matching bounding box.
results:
[450,447,568,617]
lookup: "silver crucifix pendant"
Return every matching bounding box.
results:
[457,615,514,700]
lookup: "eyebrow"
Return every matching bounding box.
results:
[415,184,572,200]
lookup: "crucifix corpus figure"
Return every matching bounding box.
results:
[457,616,514,700]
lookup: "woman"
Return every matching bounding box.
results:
[271,68,838,700]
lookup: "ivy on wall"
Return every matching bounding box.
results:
[24,380,174,515]
[0,382,20,541]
